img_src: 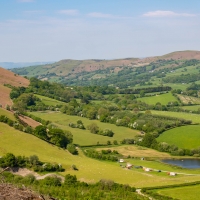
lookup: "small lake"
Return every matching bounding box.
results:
[162,159,200,169]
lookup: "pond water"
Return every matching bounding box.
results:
[162,159,200,169]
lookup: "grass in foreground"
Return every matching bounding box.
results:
[1,123,200,187]
[156,184,200,200]
[29,111,140,146]
[0,108,16,121]
[157,125,200,149]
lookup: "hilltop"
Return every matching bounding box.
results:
[0,62,54,69]
[10,50,200,88]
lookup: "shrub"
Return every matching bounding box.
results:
[42,176,62,186]
[67,144,78,155]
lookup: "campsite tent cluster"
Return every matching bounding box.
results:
[118,159,176,176]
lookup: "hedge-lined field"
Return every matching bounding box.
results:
[35,94,67,106]
[137,92,177,105]
[156,184,200,200]
[2,123,200,187]
[157,125,200,149]
[29,111,140,146]
[95,145,172,158]
[150,110,200,124]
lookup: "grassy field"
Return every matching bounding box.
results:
[149,78,189,90]
[29,111,140,146]
[164,83,189,90]
[157,125,200,149]
[35,94,67,106]
[0,123,200,187]
[181,105,200,111]
[137,93,177,105]
[156,184,200,200]
[1,122,200,187]
[0,108,16,121]
[149,110,200,124]
[96,145,172,158]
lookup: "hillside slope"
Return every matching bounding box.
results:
[10,50,200,88]
[0,67,29,108]
[0,67,29,87]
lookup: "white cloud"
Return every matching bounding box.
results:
[143,10,195,17]
[87,12,117,19]
[58,10,79,16]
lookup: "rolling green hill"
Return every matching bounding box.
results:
[137,92,177,105]
[0,108,16,121]
[29,111,140,146]
[157,125,200,149]
[1,122,200,188]
[11,51,200,89]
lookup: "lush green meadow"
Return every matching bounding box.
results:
[2,123,200,187]
[137,92,177,105]
[164,82,189,90]
[157,125,200,149]
[35,94,67,106]
[149,110,200,124]
[149,78,189,90]
[156,184,200,200]
[29,111,140,145]
[0,108,16,121]
[181,105,200,111]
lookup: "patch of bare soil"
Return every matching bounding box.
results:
[10,168,40,178]
[0,85,12,108]
[18,115,41,128]
[0,67,29,87]
[0,67,29,109]
[0,168,62,199]
[0,183,44,200]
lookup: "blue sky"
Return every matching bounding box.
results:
[0,0,200,62]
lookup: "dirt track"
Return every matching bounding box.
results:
[10,168,64,182]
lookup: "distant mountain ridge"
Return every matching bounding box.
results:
[10,50,200,86]
[0,61,54,69]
